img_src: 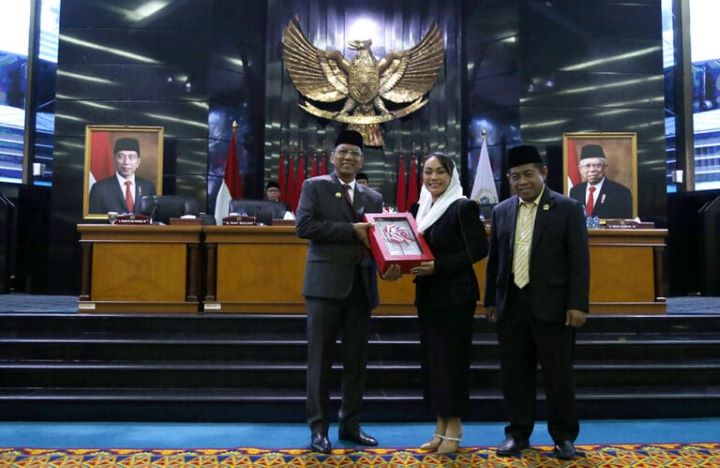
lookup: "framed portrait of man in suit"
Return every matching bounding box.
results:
[563,132,638,219]
[83,125,164,219]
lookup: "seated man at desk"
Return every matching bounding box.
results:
[265,180,292,219]
[89,138,156,214]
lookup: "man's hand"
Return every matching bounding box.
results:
[410,261,435,277]
[381,264,401,281]
[486,306,497,323]
[565,309,587,328]
[352,222,373,247]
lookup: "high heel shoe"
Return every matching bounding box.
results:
[419,433,443,451]
[436,433,462,454]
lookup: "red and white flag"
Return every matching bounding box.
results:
[406,154,419,209]
[89,131,114,189]
[278,151,287,202]
[566,140,581,190]
[395,154,407,212]
[214,127,244,225]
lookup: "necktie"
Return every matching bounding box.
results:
[342,184,357,221]
[585,186,596,217]
[125,180,134,212]
[513,202,536,288]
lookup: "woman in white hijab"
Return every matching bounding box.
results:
[411,152,488,453]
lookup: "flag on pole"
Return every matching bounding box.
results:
[89,131,114,189]
[395,154,407,212]
[214,124,244,225]
[470,135,498,205]
[566,139,581,190]
[295,152,306,209]
[278,151,286,202]
[287,154,297,211]
[320,152,327,175]
[406,154,419,209]
[311,152,318,177]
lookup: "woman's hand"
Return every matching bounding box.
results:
[381,264,402,281]
[410,261,435,277]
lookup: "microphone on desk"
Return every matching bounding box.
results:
[149,195,159,224]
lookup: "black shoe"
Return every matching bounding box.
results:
[553,440,577,460]
[338,427,378,446]
[496,435,529,457]
[310,431,331,454]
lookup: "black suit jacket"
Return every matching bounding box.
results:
[412,199,488,307]
[484,188,590,322]
[569,178,632,218]
[296,174,384,308]
[89,175,156,214]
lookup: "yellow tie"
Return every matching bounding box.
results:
[513,201,536,288]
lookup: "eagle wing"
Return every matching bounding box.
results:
[282,18,348,102]
[379,23,444,103]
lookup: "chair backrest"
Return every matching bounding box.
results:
[139,195,191,224]
[228,199,275,225]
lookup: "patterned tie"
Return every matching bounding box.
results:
[124,180,134,212]
[513,201,536,289]
[585,186,596,217]
[342,184,358,221]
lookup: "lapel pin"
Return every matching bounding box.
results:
[335,192,342,198]
[543,204,550,210]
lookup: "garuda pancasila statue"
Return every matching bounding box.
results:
[282,17,444,147]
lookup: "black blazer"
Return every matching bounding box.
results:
[569,178,632,219]
[296,174,384,308]
[484,188,590,322]
[413,198,488,307]
[89,175,156,214]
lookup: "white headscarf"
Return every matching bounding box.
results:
[415,159,465,233]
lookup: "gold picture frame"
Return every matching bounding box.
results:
[563,132,638,219]
[83,125,164,219]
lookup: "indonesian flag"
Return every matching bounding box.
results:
[89,131,114,189]
[278,151,286,202]
[320,153,327,175]
[214,129,244,225]
[395,154,407,212]
[311,153,318,177]
[295,152,305,209]
[470,136,499,204]
[406,154,419,209]
[566,139,581,190]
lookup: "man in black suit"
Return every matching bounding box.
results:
[296,130,395,453]
[89,138,156,214]
[485,145,590,460]
[569,144,632,218]
[265,180,290,219]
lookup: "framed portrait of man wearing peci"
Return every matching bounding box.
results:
[563,132,638,219]
[83,125,164,219]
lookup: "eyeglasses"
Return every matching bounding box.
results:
[335,148,363,158]
[580,163,605,169]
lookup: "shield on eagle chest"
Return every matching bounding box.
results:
[348,60,379,105]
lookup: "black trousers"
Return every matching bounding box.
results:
[496,282,579,443]
[417,302,475,417]
[305,267,370,433]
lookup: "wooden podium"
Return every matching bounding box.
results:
[203,225,307,313]
[78,224,202,313]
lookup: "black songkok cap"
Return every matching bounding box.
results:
[507,145,542,169]
[580,144,606,160]
[266,180,280,189]
[114,138,140,156]
[334,130,364,150]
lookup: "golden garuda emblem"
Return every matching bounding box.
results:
[282,17,444,146]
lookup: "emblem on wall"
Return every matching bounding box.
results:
[282,17,445,147]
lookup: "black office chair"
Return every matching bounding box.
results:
[139,195,214,224]
[228,199,275,225]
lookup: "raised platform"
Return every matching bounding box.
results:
[0,310,719,422]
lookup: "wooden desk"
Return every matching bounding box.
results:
[202,226,667,315]
[77,224,203,313]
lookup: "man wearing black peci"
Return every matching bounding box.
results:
[485,145,590,460]
[296,129,399,453]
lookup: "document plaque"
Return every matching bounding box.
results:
[363,212,434,274]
